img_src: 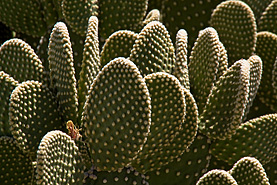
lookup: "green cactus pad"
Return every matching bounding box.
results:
[78,16,101,119]
[255,31,277,111]
[243,55,263,120]
[142,9,161,26]
[188,27,228,114]
[240,0,272,21]
[0,71,18,136]
[100,30,138,67]
[62,0,98,36]
[0,38,45,83]
[9,80,63,158]
[0,0,47,36]
[173,29,190,90]
[199,59,250,140]
[0,136,34,184]
[210,0,256,65]
[98,0,148,40]
[196,169,238,185]
[146,134,211,185]
[82,57,151,171]
[132,72,186,173]
[129,21,175,76]
[211,114,277,165]
[84,167,148,185]
[161,0,223,49]
[48,22,78,123]
[258,0,277,34]
[229,157,270,185]
[36,130,84,185]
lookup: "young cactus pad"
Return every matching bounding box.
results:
[82,57,151,171]
[36,130,85,185]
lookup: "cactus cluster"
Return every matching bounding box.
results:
[0,0,276,185]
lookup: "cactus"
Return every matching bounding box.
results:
[36,130,85,184]
[0,0,276,184]
[197,157,270,185]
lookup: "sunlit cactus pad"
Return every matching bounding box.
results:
[0,136,34,184]
[82,57,151,171]
[36,130,85,185]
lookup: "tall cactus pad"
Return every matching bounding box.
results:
[9,81,63,158]
[243,55,262,119]
[132,72,186,173]
[199,59,250,140]
[0,72,18,136]
[36,130,84,185]
[0,0,47,36]
[84,167,148,185]
[0,137,34,184]
[196,170,238,185]
[147,134,210,185]
[129,21,175,76]
[142,9,161,26]
[189,27,227,113]
[211,114,277,165]
[0,39,45,83]
[100,30,138,67]
[82,57,151,171]
[210,0,256,65]
[48,22,78,123]
[161,0,223,48]
[173,29,190,90]
[98,0,148,40]
[78,16,101,118]
[255,31,277,111]
[259,0,277,34]
[229,157,270,185]
[62,0,98,36]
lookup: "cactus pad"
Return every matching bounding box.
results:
[189,27,228,113]
[255,31,277,111]
[78,16,101,118]
[129,21,175,76]
[0,136,34,184]
[211,114,277,165]
[82,57,151,171]
[173,29,190,90]
[0,38,45,82]
[199,59,250,140]
[210,0,256,65]
[48,22,78,123]
[100,30,138,67]
[36,130,84,185]
[9,80,63,158]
